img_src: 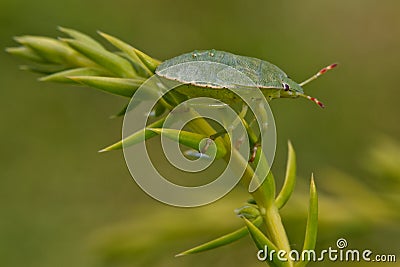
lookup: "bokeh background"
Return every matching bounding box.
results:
[1,0,399,266]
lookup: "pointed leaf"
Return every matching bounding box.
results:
[61,38,136,78]
[68,76,145,97]
[152,102,166,117]
[296,175,318,267]
[148,128,227,159]
[248,148,276,206]
[40,67,108,83]
[14,36,94,67]
[176,216,263,257]
[99,117,166,152]
[276,141,297,209]
[241,117,258,146]
[58,26,105,50]
[133,47,161,73]
[110,103,129,118]
[98,31,153,77]
[6,46,45,63]
[243,218,286,267]
[148,128,206,148]
[19,64,68,75]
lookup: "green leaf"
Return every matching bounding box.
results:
[243,218,286,267]
[110,103,129,118]
[241,117,258,147]
[98,31,153,77]
[151,101,166,117]
[148,128,227,159]
[133,47,161,73]
[40,67,109,83]
[275,141,297,209]
[248,148,276,207]
[61,38,136,78]
[14,36,94,67]
[99,117,166,152]
[296,175,318,267]
[58,26,105,50]
[6,46,45,63]
[176,216,263,257]
[68,76,145,97]
[19,64,68,75]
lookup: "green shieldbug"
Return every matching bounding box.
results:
[156,49,337,108]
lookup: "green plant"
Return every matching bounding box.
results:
[7,27,320,267]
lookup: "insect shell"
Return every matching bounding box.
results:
[156,49,337,108]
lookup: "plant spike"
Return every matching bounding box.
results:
[99,116,167,152]
[275,141,297,209]
[98,31,154,77]
[296,174,318,267]
[299,63,338,87]
[176,216,263,257]
[242,218,288,267]
[58,26,105,50]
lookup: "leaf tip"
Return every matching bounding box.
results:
[57,37,69,43]
[310,173,317,195]
[5,47,13,53]
[287,139,294,150]
[13,36,23,43]
[97,30,107,37]
[57,25,66,32]
[98,144,117,152]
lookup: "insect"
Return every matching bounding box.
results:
[156,49,337,108]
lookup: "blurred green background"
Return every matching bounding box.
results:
[1,0,399,266]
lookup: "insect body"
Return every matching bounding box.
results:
[156,49,337,108]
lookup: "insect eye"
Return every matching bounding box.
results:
[282,83,290,91]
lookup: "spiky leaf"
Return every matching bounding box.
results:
[61,38,136,78]
[99,117,166,152]
[98,31,153,77]
[176,216,263,257]
[40,67,108,83]
[275,141,297,209]
[69,76,145,97]
[296,175,318,267]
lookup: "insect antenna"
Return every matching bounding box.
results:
[299,63,338,87]
[297,93,325,108]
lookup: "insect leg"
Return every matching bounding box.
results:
[299,63,338,87]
